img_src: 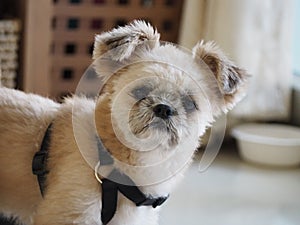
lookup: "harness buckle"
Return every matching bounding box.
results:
[136,194,169,208]
[152,195,169,208]
[32,151,48,176]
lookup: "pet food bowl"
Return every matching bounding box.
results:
[231,123,300,167]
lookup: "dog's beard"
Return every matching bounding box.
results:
[150,118,179,146]
[132,117,179,147]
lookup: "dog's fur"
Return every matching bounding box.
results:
[0,21,248,225]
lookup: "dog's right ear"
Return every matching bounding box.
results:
[93,20,160,61]
[193,41,249,112]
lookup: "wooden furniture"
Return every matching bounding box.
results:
[21,0,53,95]
[21,0,184,99]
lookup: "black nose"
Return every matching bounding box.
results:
[153,104,174,119]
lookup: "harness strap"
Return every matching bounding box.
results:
[97,139,169,224]
[32,123,52,197]
[32,124,169,225]
[101,169,169,224]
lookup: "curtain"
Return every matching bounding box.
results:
[179,0,294,121]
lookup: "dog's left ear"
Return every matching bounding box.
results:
[93,20,160,61]
[193,41,249,111]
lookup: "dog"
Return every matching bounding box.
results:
[0,21,248,225]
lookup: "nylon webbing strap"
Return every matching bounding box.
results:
[32,123,52,197]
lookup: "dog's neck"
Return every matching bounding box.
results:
[69,96,197,200]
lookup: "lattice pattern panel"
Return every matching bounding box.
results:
[51,0,183,99]
[0,20,20,88]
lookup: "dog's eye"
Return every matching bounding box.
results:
[131,86,152,100]
[182,95,198,113]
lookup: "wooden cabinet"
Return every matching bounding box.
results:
[19,0,184,99]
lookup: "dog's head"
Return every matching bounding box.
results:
[93,21,248,163]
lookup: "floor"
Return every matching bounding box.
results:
[1,143,299,225]
[159,143,300,225]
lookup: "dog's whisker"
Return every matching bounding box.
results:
[128,108,140,113]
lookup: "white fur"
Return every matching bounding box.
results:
[0,20,248,225]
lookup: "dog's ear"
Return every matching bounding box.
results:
[93,20,160,61]
[193,41,249,111]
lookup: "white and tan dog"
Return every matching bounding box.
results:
[0,21,248,225]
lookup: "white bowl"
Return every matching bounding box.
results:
[231,123,300,167]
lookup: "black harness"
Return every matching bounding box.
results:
[32,123,169,225]
[32,124,52,197]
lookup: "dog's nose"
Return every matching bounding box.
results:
[153,104,174,119]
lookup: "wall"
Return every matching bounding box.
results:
[293,0,300,76]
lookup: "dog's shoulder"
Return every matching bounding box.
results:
[0,87,60,124]
[0,87,59,109]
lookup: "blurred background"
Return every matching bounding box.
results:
[0,0,299,225]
